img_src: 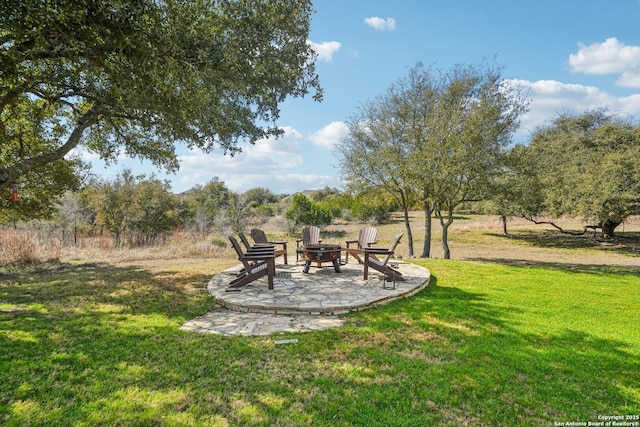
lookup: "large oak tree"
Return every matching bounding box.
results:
[523,111,640,237]
[419,62,527,258]
[1,0,321,215]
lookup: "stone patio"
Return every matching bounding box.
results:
[180,260,430,336]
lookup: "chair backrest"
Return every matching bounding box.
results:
[250,229,268,244]
[237,233,253,251]
[381,233,403,265]
[357,227,378,249]
[301,226,320,246]
[228,236,251,268]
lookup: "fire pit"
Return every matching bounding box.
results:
[300,244,343,273]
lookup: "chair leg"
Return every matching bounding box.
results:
[267,258,275,290]
[363,252,370,280]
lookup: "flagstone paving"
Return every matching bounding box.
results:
[180,260,430,336]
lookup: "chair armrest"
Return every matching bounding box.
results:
[245,251,275,256]
[246,246,274,252]
[364,248,393,255]
[240,253,275,260]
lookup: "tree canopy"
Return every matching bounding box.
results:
[1,0,322,203]
[337,61,528,258]
[482,143,544,235]
[522,110,640,237]
[82,169,179,245]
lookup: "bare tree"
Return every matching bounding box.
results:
[336,97,417,257]
[55,191,91,246]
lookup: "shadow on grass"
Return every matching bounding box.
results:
[491,230,640,257]
[0,261,215,320]
[466,257,640,276]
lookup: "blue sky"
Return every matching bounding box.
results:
[80,0,640,195]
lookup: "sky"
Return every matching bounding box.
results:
[78,0,640,195]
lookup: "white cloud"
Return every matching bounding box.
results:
[617,70,640,88]
[307,40,341,62]
[308,121,349,149]
[568,38,640,88]
[177,126,302,184]
[74,126,343,194]
[364,17,396,31]
[66,148,100,162]
[172,127,342,194]
[508,79,640,138]
[616,93,640,113]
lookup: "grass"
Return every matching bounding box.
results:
[1,215,640,425]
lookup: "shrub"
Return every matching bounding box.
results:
[350,199,393,224]
[0,228,61,265]
[285,194,333,228]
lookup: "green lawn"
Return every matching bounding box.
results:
[1,259,639,426]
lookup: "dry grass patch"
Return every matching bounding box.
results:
[0,229,61,265]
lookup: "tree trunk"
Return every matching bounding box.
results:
[421,200,434,258]
[601,219,620,238]
[402,206,414,257]
[437,208,454,259]
[501,215,508,235]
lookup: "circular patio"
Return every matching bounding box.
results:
[207,260,431,315]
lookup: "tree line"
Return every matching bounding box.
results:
[16,173,397,248]
[337,62,640,258]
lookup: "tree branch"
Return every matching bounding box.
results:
[522,215,599,235]
[0,105,100,187]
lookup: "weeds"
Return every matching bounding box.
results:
[0,229,60,265]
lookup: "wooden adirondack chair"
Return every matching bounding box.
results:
[363,233,405,282]
[227,235,275,291]
[250,229,288,264]
[344,226,378,264]
[295,225,322,262]
[234,232,274,275]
